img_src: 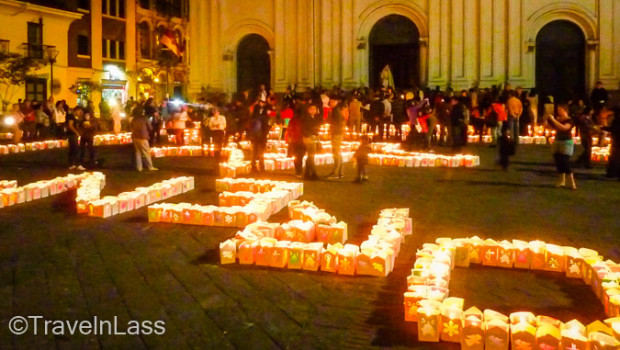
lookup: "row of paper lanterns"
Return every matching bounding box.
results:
[1,173,94,208]
[147,178,304,227]
[404,236,620,349]
[74,172,194,218]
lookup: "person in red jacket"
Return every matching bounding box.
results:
[485,97,507,146]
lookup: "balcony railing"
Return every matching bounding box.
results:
[0,39,9,55]
[19,43,43,59]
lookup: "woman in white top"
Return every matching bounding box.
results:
[208,107,227,161]
[53,100,67,137]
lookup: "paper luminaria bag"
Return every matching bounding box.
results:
[461,307,485,350]
[484,316,509,350]
[510,321,536,350]
[417,305,441,342]
[560,319,588,350]
[535,323,561,350]
[440,297,463,343]
[219,239,237,264]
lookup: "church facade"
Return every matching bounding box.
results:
[188,0,620,100]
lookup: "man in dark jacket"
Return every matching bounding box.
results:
[450,96,469,151]
[591,81,608,113]
[301,104,322,180]
[248,98,270,172]
[131,106,157,171]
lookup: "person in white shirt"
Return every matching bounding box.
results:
[53,100,67,137]
[208,107,227,161]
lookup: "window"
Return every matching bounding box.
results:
[26,78,47,102]
[118,41,125,60]
[27,22,43,58]
[77,35,90,56]
[103,0,125,18]
[102,39,125,60]
[78,0,90,11]
[138,22,151,58]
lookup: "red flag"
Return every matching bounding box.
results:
[160,30,181,56]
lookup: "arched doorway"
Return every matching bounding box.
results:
[536,20,586,103]
[236,34,270,94]
[369,15,420,90]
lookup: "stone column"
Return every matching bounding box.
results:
[125,0,136,98]
[274,0,287,91]
[341,0,356,89]
[208,0,222,90]
[188,0,203,95]
[428,0,449,88]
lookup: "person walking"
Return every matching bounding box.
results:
[131,106,157,172]
[248,98,270,172]
[301,104,322,180]
[327,95,348,179]
[506,90,523,150]
[66,107,84,170]
[547,103,577,189]
[353,135,372,182]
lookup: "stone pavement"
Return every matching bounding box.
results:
[0,144,618,349]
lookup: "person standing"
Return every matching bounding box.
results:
[172,104,188,146]
[79,109,99,168]
[208,107,227,162]
[66,107,84,170]
[131,106,157,172]
[21,100,35,141]
[285,105,305,177]
[301,104,322,180]
[506,90,523,149]
[450,96,468,152]
[348,92,362,133]
[10,103,24,143]
[144,98,161,146]
[602,107,620,180]
[111,99,122,134]
[590,81,608,114]
[248,98,270,172]
[33,101,50,140]
[53,100,67,138]
[547,103,577,189]
[575,107,597,169]
[527,88,539,128]
[327,95,347,179]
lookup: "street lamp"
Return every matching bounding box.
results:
[44,45,60,97]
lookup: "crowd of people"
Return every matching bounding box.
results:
[4,81,619,186]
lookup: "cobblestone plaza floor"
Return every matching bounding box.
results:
[0,144,618,349]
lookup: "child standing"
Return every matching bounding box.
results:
[354,136,372,182]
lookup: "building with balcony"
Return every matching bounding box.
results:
[0,0,81,107]
[0,0,188,113]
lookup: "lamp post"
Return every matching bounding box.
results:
[44,45,59,97]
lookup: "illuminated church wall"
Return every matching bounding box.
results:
[188,0,620,97]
